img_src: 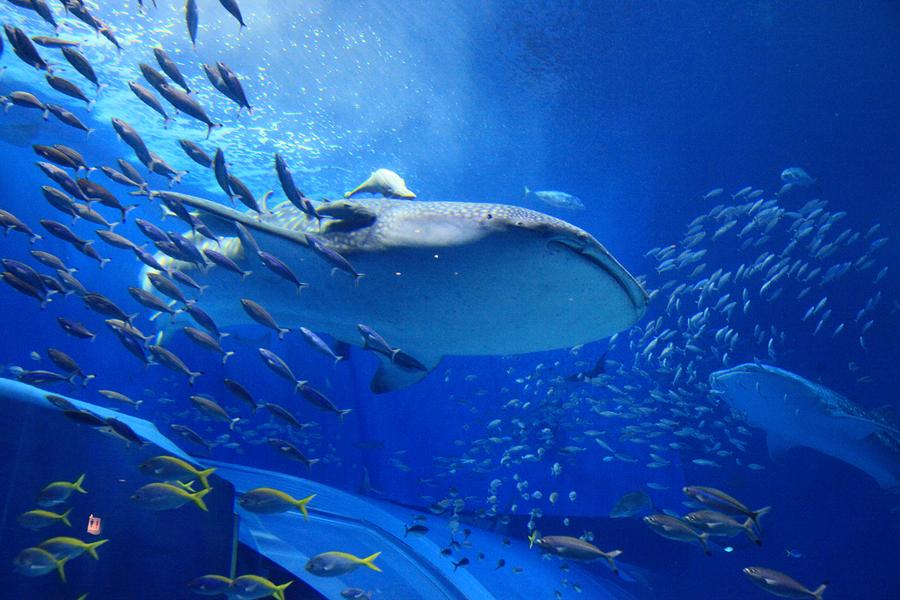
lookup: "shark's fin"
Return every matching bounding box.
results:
[166,192,312,249]
[370,350,439,394]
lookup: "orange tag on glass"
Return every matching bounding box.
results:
[87,514,102,535]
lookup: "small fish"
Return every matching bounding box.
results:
[743,567,826,600]
[0,209,41,243]
[188,575,233,596]
[230,576,293,600]
[204,248,251,279]
[149,345,202,384]
[238,488,316,519]
[63,409,107,428]
[299,327,343,364]
[57,317,95,340]
[298,383,352,422]
[223,378,257,413]
[307,235,364,283]
[218,0,247,29]
[170,423,212,450]
[452,557,470,571]
[37,474,86,508]
[185,0,199,47]
[268,438,319,469]
[18,508,73,531]
[158,84,220,138]
[130,482,212,511]
[257,250,307,293]
[183,327,234,364]
[190,395,240,429]
[305,551,382,577]
[105,417,146,446]
[179,140,212,168]
[682,486,770,532]
[62,47,100,89]
[13,547,68,582]
[262,402,310,431]
[243,300,290,339]
[643,514,711,555]
[154,47,191,93]
[404,524,429,537]
[523,187,583,210]
[138,455,216,489]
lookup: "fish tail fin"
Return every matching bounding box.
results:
[81,374,96,387]
[278,327,289,340]
[55,557,68,582]
[240,270,252,280]
[86,539,109,560]
[99,258,111,269]
[222,351,234,365]
[273,581,293,600]
[229,417,240,430]
[528,530,539,549]
[812,583,827,600]
[60,507,73,527]
[360,551,382,572]
[294,380,307,393]
[206,123,222,139]
[339,408,352,423]
[523,186,530,197]
[73,473,87,494]
[698,532,711,556]
[294,493,315,520]
[751,505,771,533]
[188,371,202,385]
[191,486,213,511]
[743,517,762,545]
[306,458,320,470]
[354,273,366,287]
[604,549,623,575]
[135,400,144,410]
[197,467,216,489]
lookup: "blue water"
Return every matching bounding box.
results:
[0,1,898,599]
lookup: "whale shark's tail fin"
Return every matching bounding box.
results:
[370,349,439,394]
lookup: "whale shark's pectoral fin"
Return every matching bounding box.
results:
[765,432,793,463]
[169,192,312,250]
[370,349,439,394]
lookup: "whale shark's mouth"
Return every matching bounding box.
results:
[547,236,648,314]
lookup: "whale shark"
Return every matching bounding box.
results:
[710,363,900,488]
[147,194,648,393]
